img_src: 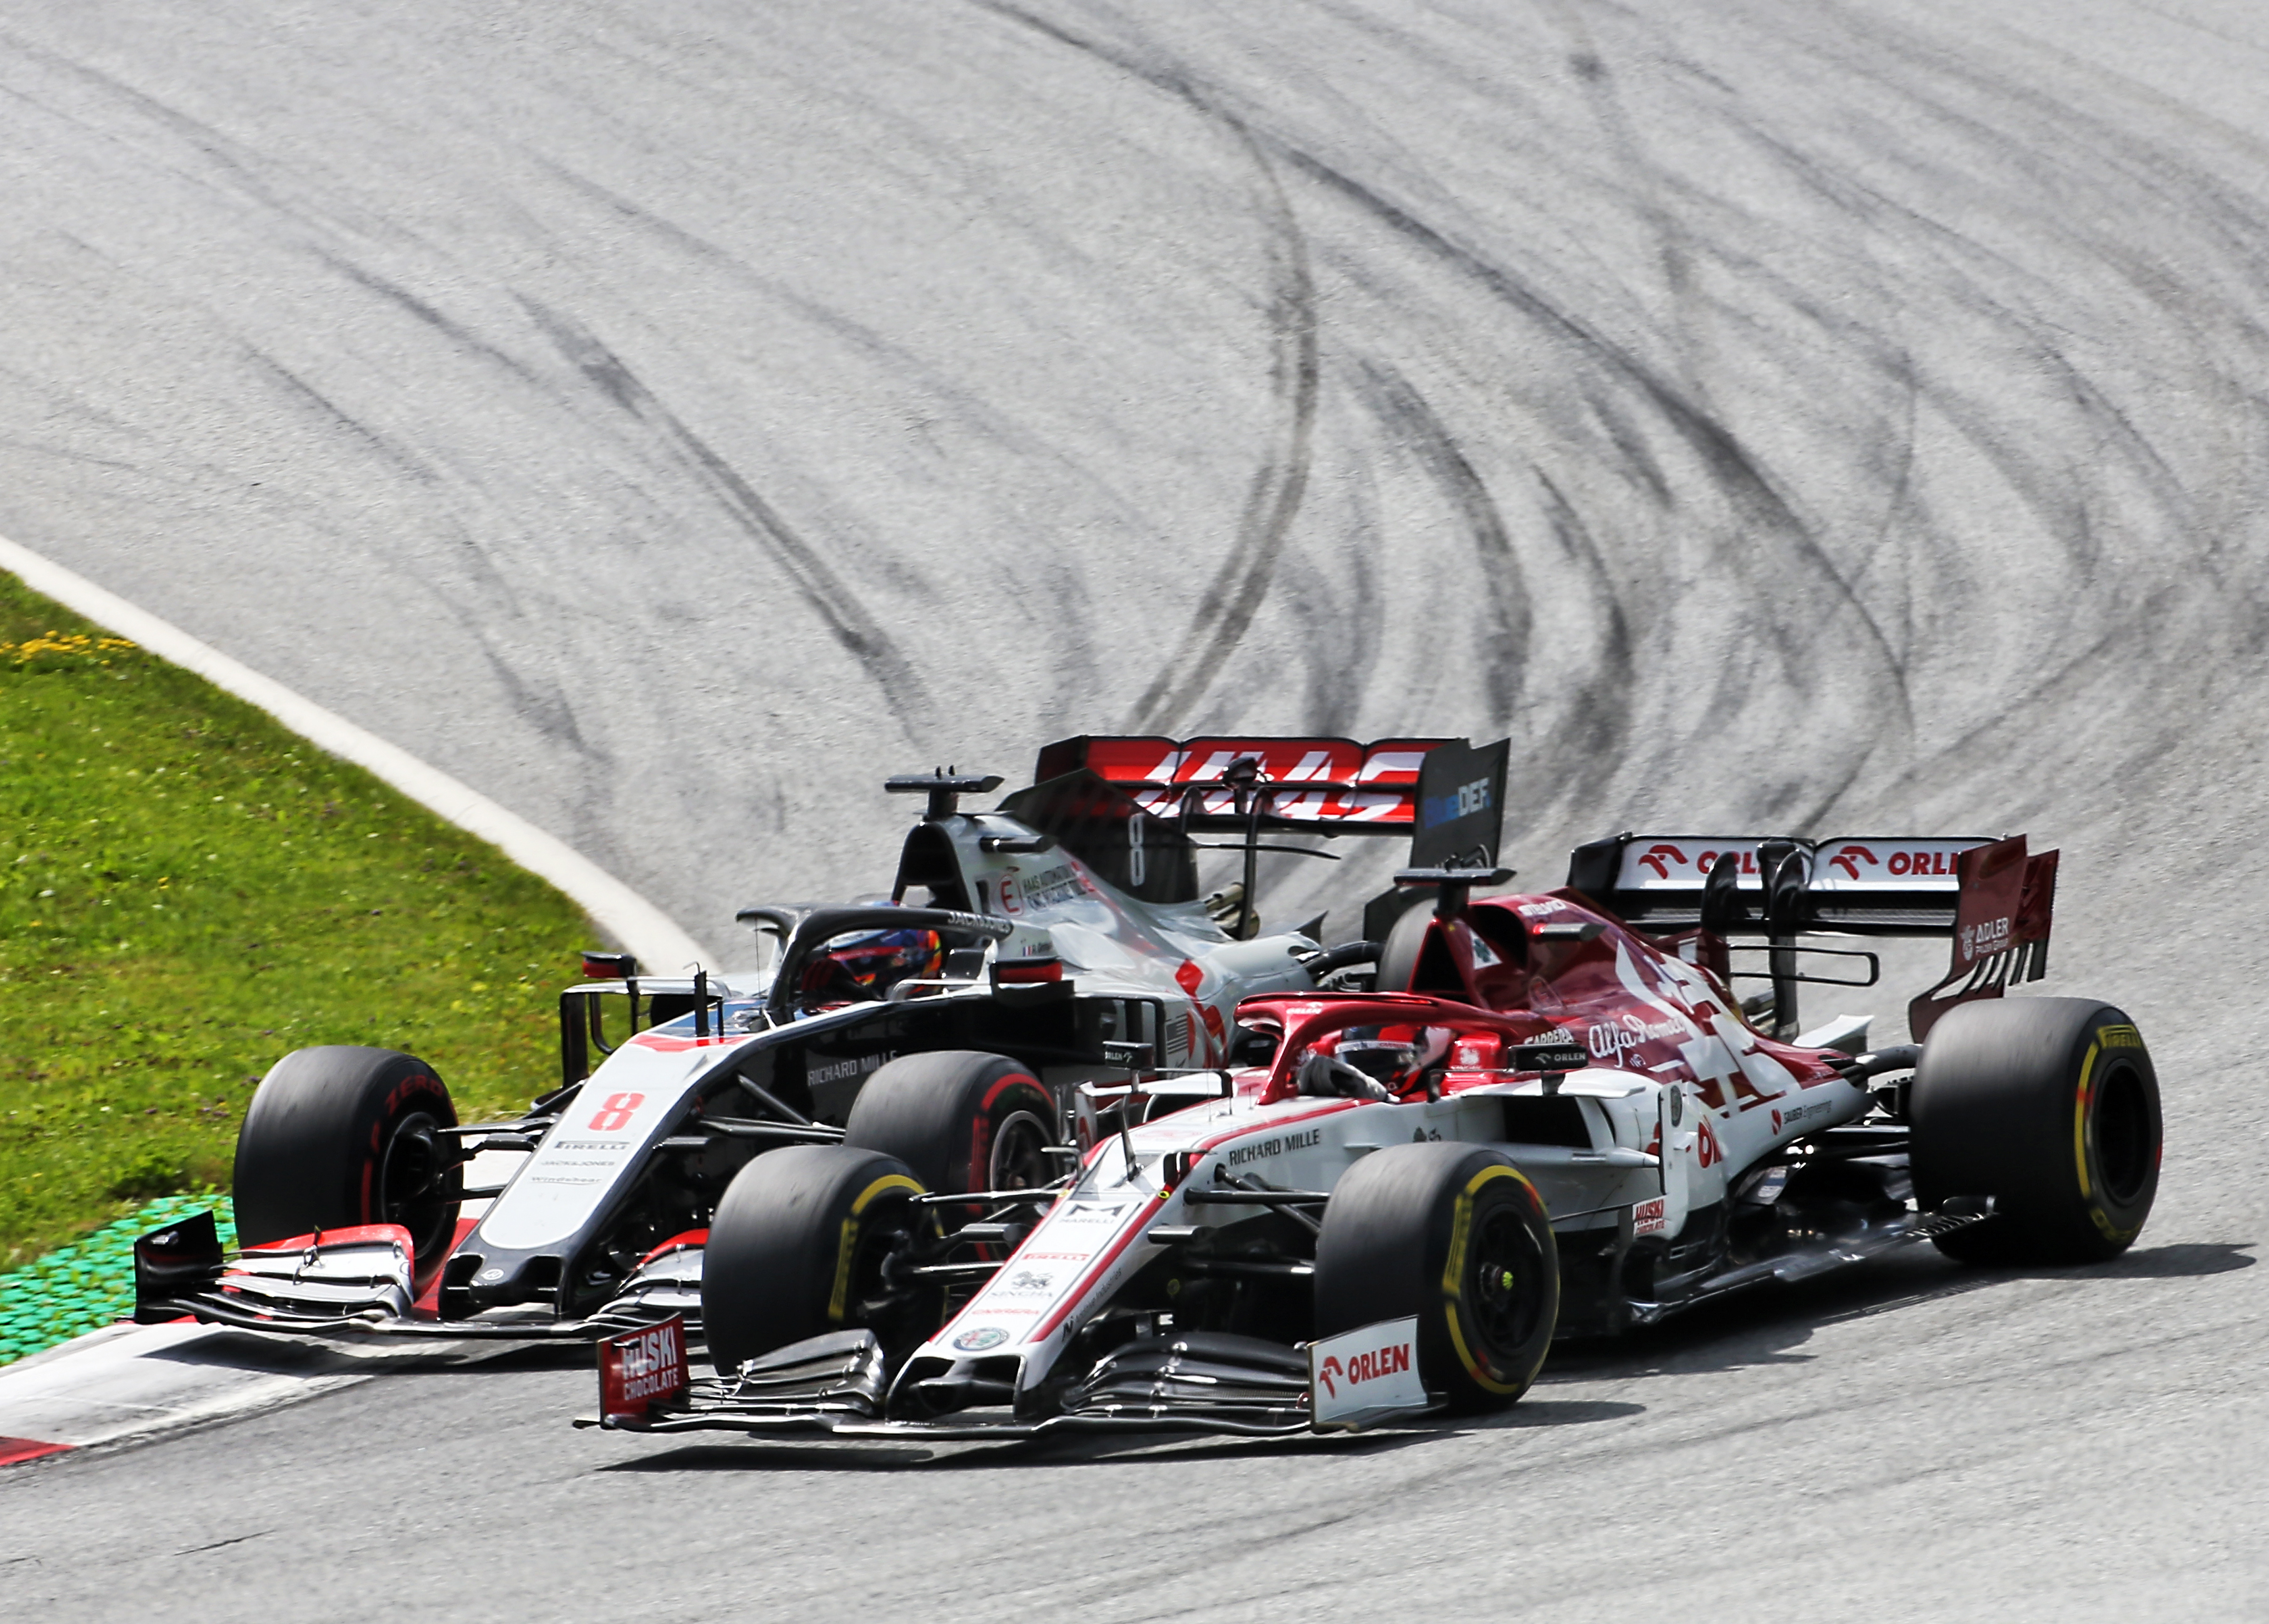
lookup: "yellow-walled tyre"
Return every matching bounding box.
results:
[1911,998,2161,1264]
[701,1145,938,1376]
[1314,1142,1559,1412]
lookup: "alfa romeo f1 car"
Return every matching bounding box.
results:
[581,810,2160,1442]
[131,736,1505,1345]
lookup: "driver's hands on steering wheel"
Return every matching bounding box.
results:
[1296,1048,1393,1101]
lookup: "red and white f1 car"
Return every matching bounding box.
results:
[584,819,2161,1441]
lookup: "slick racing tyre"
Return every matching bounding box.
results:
[843,1051,1056,1220]
[702,1145,938,1376]
[1314,1142,1559,1413]
[233,1046,462,1295]
[1372,902,1438,996]
[1910,998,2162,1265]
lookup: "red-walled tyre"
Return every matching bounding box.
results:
[844,1051,1056,1221]
[233,1046,461,1294]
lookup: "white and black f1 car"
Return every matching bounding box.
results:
[580,818,2160,1443]
[132,736,1505,1346]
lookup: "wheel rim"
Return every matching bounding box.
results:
[2093,1062,2153,1206]
[989,1108,1053,1191]
[378,1109,457,1263]
[853,1199,942,1359]
[1466,1204,1545,1360]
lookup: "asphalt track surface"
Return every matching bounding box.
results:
[5,2,2269,1617]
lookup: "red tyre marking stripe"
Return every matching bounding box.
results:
[975,1072,1041,1113]
[966,1070,1043,1195]
[975,1071,1041,1170]
[0,1437,71,1468]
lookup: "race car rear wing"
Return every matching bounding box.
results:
[1566,834,2035,934]
[1566,832,2059,1038]
[1032,735,1461,833]
[1036,736,1509,940]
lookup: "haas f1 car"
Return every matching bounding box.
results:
[130,736,1499,1345]
[584,814,2161,1442]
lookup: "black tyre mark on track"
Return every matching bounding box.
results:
[518,298,933,738]
[1353,359,1528,726]
[1272,143,1916,824]
[1123,121,1317,733]
[1526,468,1636,817]
[972,2,1318,733]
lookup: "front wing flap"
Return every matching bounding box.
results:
[131,1210,693,1342]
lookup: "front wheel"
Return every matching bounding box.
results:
[1314,1142,1559,1412]
[1910,998,2162,1264]
[701,1145,940,1376]
[232,1046,462,1295]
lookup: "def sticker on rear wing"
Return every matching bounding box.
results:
[1309,1316,1430,1431]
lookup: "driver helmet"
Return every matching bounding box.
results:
[798,925,945,1006]
[1301,1023,1453,1098]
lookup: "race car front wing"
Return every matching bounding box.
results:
[576,1322,1437,1441]
[131,1210,701,1342]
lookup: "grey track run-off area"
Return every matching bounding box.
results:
[4,1,2268,1617]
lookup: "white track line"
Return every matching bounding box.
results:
[0,1155,530,1462]
[0,531,711,972]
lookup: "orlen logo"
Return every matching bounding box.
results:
[1637,843,1689,879]
[1638,844,1761,879]
[1828,844,1879,880]
[1890,850,1962,876]
[1316,1340,1413,1398]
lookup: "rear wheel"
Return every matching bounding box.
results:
[233,1046,461,1294]
[1910,998,2161,1264]
[843,1051,1056,1221]
[1314,1142,1559,1412]
[701,1145,939,1376]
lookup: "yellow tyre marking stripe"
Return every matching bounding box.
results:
[831,1173,928,1323]
[851,1172,925,1216]
[1441,1163,1541,1395]
[2074,1042,2098,1202]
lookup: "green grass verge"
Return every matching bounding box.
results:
[0,1195,236,1366]
[0,567,598,1348]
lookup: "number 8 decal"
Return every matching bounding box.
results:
[589,1092,644,1132]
